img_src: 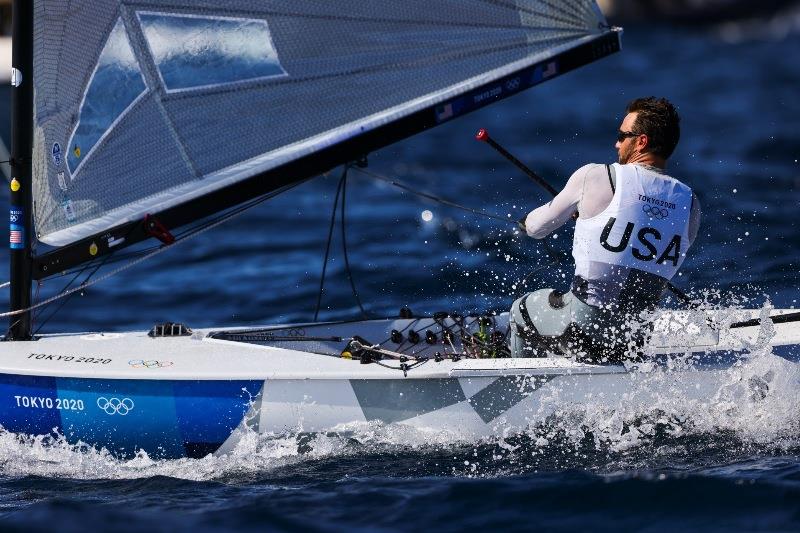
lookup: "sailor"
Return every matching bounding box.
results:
[509,97,701,363]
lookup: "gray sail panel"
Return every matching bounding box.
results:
[35,93,197,235]
[32,0,609,246]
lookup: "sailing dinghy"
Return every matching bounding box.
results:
[2,1,799,459]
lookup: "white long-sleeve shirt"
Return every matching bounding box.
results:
[524,163,701,245]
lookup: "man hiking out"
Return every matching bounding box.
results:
[509,97,701,363]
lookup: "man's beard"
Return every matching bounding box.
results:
[618,143,634,164]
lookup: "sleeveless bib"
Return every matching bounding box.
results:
[572,164,693,307]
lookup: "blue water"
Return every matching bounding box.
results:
[1,23,799,531]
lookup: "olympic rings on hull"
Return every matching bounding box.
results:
[128,359,173,369]
[642,204,669,219]
[97,397,134,415]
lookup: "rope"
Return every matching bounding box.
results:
[353,167,513,224]
[0,165,562,323]
[1,168,557,297]
[353,165,568,269]
[0,245,178,318]
[32,250,111,335]
[340,167,369,319]
[33,276,81,332]
[0,181,304,319]
[314,171,346,321]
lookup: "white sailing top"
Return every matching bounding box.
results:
[524,163,701,307]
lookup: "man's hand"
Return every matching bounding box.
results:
[518,212,578,234]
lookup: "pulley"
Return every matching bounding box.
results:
[390,329,404,344]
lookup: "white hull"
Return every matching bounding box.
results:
[0,308,797,458]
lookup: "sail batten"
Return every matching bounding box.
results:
[31,0,618,257]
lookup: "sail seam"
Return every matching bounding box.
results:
[65,16,148,178]
[67,90,149,179]
[121,5,202,179]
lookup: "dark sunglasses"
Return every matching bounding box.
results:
[617,130,641,142]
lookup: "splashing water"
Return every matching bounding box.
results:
[0,305,796,484]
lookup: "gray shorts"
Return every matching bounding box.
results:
[509,289,643,363]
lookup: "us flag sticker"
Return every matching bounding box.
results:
[10,225,24,249]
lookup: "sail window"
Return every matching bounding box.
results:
[138,13,286,92]
[67,19,147,176]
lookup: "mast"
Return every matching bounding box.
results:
[8,0,34,340]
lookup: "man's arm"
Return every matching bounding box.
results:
[524,164,598,238]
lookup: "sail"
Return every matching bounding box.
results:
[32,1,613,247]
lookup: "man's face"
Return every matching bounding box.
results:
[616,112,639,164]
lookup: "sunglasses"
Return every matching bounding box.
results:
[617,130,641,142]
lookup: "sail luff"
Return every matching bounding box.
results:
[31,28,621,280]
[7,0,35,339]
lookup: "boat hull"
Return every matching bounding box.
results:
[0,373,261,458]
[253,369,738,438]
[0,368,746,458]
[0,308,796,458]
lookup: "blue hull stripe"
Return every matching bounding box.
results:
[0,374,61,434]
[0,373,263,459]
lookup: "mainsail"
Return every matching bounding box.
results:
[30,0,619,273]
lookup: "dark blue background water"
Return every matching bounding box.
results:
[0,23,799,531]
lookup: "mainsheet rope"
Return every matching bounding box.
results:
[352,166,570,263]
[354,167,515,224]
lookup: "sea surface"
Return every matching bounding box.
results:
[0,22,799,532]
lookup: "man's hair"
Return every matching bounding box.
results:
[626,97,680,159]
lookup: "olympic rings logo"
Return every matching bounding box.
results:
[97,397,134,416]
[128,359,173,369]
[279,328,306,337]
[642,205,669,219]
[505,78,521,91]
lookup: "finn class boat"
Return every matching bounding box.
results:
[1,0,798,459]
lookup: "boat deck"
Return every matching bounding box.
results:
[0,308,796,380]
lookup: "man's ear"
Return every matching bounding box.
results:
[636,133,649,152]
